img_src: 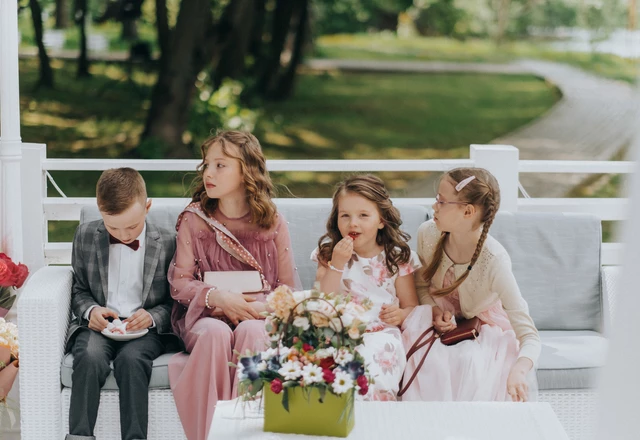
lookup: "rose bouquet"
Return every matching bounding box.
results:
[0,253,29,318]
[235,285,372,437]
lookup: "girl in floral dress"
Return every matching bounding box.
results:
[311,175,421,401]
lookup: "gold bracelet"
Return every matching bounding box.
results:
[205,288,215,309]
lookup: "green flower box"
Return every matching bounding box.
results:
[264,386,355,437]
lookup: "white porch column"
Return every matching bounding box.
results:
[470,144,519,212]
[0,0,24,262]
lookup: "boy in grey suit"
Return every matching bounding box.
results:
[65,168,177,440]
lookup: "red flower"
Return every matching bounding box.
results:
[0,254,29,288]
[357,375,368,396]
[322,368,335,384]
[302,343,313,352]
[0,260,12,287]
[319,357,335,370]
[11,263,28,288]
[270,378,283,394]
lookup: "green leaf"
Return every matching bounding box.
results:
[318,386,327,403]
[282,388,290,412]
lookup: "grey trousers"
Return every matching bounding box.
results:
[65,329,164,440]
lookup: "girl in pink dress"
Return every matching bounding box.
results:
[401,168,540,402]
[313,175,421,401]
[167,131,301,440]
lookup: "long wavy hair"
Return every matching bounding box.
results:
[317,175,411,275]
[190,130,277,229]
[424,167,501,297]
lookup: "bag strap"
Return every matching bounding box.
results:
[397,326,438,397]
[179,203,271,291]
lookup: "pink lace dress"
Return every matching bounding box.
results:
[401,264,537,401]
[168,206,301,440]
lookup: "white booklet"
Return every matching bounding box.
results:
[203,270,263,294]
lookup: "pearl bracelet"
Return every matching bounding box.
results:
[328,261,344,273]
[205,288,215,309]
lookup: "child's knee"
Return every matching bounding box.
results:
[234,320,266,339]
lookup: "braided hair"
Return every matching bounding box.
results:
[424,168,500,298]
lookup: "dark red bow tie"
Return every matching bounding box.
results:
[108,234,140,251]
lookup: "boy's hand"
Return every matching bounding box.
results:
[88,307,119,332]
[124,309,153,332]
[330,236,354,269]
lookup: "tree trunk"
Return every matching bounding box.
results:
[248,0,267,75]
[256,0,295,96]
[29,0,54,88]
[495,0,511,45]
[55,0,70,29]
[142,0,217,156]
[272,0,308,100]
[155,0,170,65]
[629,0,637,30]
[211,0,255,89]
[121,19,138,40]
[75,0,90,77]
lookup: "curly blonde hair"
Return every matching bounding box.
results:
[190,130,277,229]
[317,175,412,275]
[424,167,501,297]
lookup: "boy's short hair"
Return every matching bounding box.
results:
[96,168,147,215]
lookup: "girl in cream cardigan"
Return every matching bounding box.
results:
[400,167,540,402]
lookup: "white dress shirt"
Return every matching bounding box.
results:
[85,225,153,326]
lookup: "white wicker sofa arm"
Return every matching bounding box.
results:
[602,265,621,336]
[18,266,73,440]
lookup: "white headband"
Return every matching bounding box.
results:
[455,176,476,192]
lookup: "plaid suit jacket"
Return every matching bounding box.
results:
[66,219,177,351]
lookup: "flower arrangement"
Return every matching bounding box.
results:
[237,285,372,405]
[235,285,373,436]
[0,253,29,318]
[0,317,19,402]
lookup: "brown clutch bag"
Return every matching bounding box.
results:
[440,317,482,346]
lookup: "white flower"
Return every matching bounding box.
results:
[314,347,336,359]
[334,348,354,366]
[331,370,354,394]
[278,347,291,363]
[261,348,278,361]
[292,316,310,331]
[257,361,267,372]
[278,360,303,381]
[348,326,360,340]
[301,364,324,385]
[292,289,312,304]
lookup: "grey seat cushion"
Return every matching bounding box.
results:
[80,200,430,290]
[61,352,178,390]
[536,330,607,390]
[490,212,603,332]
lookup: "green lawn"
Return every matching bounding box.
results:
[315,34,639,84]
[18,58,559,240]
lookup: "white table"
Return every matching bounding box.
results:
[209,399,570,439]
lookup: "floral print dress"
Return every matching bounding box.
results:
[311,248,421,400]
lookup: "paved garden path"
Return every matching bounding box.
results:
[308,58,639,198]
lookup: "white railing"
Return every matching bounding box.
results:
[21,144,631,269]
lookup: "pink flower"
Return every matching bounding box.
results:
[302,343,313,352]
[270,378,283,394]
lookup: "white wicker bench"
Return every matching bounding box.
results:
[18,205,618,440]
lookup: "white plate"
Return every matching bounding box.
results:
[101,328,149,341]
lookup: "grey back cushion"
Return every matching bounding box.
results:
[80,200,430,292]
[80,206,601,331]
[490,211,602,332]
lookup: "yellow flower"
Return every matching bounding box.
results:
[267,285,296,320]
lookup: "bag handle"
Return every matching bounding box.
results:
[179,203,271,291]
[397,326,438,397]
